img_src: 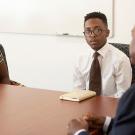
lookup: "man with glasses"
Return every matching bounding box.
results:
[73,12,132,98]
[67,25,135,135]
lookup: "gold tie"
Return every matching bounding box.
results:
[89,52,102,95]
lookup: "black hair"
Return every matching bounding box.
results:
[84,12,108,27]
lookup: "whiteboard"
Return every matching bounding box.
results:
[0,0,113,36]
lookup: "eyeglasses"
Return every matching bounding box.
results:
[83,28,106,36]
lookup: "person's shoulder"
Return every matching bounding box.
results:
[109,44,127,56]
[120,84,135,103]
[74,51,91,70]
[76,50,92,63]
[126,83,135,94]
[78,53,90,60]
[108,44,130,62]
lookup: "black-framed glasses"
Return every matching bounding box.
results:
[83,28,106,36]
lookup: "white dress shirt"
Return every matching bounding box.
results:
[73,43,132,98]
[74,129,87,135]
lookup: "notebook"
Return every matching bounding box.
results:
[59,90,96,102]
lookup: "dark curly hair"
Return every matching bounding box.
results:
[84,12,108,27]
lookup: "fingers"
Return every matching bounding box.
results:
[68,118,88,131]
[83,113,95,121]
[81,113,106,130]
[83,113,98,122]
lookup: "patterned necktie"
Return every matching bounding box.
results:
[89,52,102,95]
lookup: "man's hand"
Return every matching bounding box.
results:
[82,113,105,135]
[67,114,105,135]
[83,114,105,130]
[67,118,88,135]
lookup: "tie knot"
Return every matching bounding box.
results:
[94,52,99,58]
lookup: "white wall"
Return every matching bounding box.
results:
[109,0,135,43]
[0,0,113,36]
[0,0,135,91]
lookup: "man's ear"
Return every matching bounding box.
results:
[106,29,110,37]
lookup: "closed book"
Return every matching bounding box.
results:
[59,90,96,102]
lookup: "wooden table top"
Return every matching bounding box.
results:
[0,84,118,135]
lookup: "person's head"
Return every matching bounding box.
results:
[130,26,135,65]
[84,12,110,51]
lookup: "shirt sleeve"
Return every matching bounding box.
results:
[103,116,112,132]
[74,129,88,135]
[114,57,132,98]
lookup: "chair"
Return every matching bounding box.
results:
[110,43,135,84]
[0,44,24,86]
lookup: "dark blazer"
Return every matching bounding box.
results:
[79,84,135,135]
[109,83,135,135]
[78,131,89,135]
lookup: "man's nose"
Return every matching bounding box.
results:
[90,32,96,37]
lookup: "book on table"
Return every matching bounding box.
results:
[59,90,96,102]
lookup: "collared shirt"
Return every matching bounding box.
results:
[74,129,88,135]
[73,43,132,98]
[103,116,112,132]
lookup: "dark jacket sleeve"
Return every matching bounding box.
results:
[109,84,135,135]
[78,131,89,135]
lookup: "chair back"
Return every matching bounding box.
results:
[110,43,135,84]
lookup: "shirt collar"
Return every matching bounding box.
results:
[97,43,109,58]
[89,43,109,58]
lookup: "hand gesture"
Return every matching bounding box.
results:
[83,113,105,135]
[67,118,88,135]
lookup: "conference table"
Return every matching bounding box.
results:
[0,84,118,135]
